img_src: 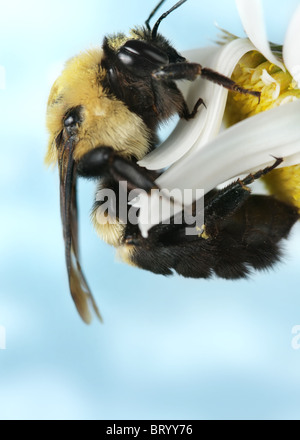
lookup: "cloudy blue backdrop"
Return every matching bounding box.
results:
[1,0,300,420]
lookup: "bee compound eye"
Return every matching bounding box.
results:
[117,39,169,76]
[123,40,169,65]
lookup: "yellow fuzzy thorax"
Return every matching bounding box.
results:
[224,51,300,211]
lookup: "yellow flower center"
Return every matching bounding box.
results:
[224,50,300,211]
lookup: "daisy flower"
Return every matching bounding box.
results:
[137,0,300,237]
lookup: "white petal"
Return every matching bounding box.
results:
[235,0,286,72]
[283,5,300,88]
[159,99,300,193]
[186,38,256,156]
[138,100,300,237]
[138,47,216,170]
[139,38,256,170]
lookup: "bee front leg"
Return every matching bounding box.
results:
[153,62,261,101]
[77,146,159,193]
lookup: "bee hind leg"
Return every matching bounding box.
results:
[204,158,283,237]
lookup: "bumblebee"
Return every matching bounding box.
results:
[46,0,299,323]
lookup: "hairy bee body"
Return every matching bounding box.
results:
[46,0,299,322]
[46,47,151,165]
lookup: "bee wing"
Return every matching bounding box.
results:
[59,144,102,324]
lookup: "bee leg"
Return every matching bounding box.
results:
[153,62,261,101]
[204,158,283,237]
[239,157,283,185]
[77,146,159,193]
[180,97,206,120]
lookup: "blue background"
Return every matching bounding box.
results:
[1,0,300,420]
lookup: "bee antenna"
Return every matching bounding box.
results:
[145,0,167,32]
[151,0,188,39]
